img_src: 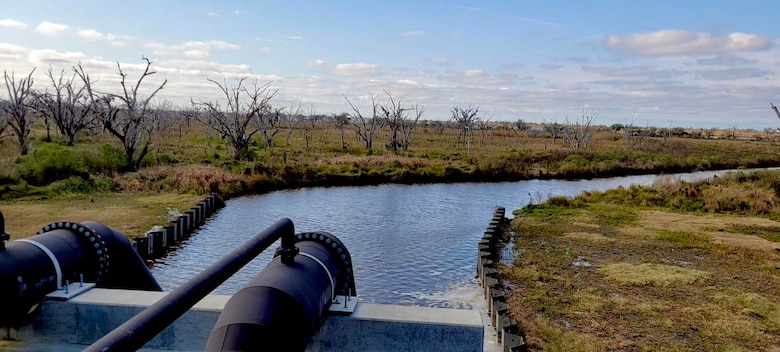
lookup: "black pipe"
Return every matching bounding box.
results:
[0,210,9,249]
[206,241,339,352]
[0,221,160,327]
[81,221,160,291]
[205,231,357,352]
[84,218,296,352]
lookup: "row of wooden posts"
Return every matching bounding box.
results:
[131,194,225,260]
[478,207,526,352]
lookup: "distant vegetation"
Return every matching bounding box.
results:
[1,60,780,203]
[506,170,780,351]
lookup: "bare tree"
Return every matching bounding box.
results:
[193,77,276,160]
[151,98,176,150]
[378,92,407,152]
[344,93,379,151]
[561,109,596,151]
[477,111,493,146]
[2,69,36,155]
[542,118,563,147]
[451,106,480,159]
[334,112,350,150]
[398,103,424,151]
[34,67,98,146]
[298,105,317,153]
[78,59,167,170]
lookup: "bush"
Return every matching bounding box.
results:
[16,143,128,185]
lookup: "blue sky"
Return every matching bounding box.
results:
[1,0,779,129]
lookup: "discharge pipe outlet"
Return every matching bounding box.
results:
[206,231,356,352]
[85,218,297,352]
[0,217,160,327]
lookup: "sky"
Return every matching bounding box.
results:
[1,0,779,129]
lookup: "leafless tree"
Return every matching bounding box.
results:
[151,98,176,149]
[333,112,350,150]
[477,111,493,146]
[763,127,776,143]
[561,109,596,151]
[431,120,446,134]
[2,69,36,155]
[193,77,276,160]
[77,59,167,170]
[728,124,737,140]
[297,105,317,153]
[542,118,563,147]
[399,103,424,151]
[451,105,480,159]
[378,92,407,152]
[34,67,98,146]
[343,93,379,151]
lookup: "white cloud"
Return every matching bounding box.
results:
[605,30,772,57]
[288,36,304,40]
[0,19,27,29]
[331,63,380,76]
[0,43,28,59]
[398,79,417,85]
[308,59,326,67]
[401,30,424,37]
[695,68,771,81]
[259,47,271,53]
[448,69,529,86]
[36,21,69,36]
[77,29,105,41]
[431,58,450,65]
[155,59,253,77]
[146,40,241,59]
[28,49,86,65]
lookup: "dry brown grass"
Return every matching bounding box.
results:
[114,164,245,194]
[563,232,614,243]
[506,203,780,351]
[598,263,711,286]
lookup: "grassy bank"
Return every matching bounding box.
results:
[3,122,780,241]
[1,193,205,240]
[503,170,780,351]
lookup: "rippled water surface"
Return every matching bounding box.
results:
[152,169,746,307]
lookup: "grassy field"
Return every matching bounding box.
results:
[2,120,780,240]
[503,170,780,351]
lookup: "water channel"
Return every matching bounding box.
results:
[151,169,751,308]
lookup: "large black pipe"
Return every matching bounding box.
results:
[205,231,357,352]
[84,218,296,352]
[0,221,160,327]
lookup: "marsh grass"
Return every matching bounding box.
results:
[504,169,780,351]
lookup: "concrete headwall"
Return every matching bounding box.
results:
[3,288,484,352]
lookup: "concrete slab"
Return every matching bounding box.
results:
[5,289,486,351]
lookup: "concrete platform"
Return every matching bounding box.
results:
[3,288,484,351]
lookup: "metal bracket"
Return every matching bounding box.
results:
[329,295,358,315]
[46,282,95,301]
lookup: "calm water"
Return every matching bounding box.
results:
[151,169,747,308]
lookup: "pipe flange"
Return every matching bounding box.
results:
[38,221,110,283]
[293,231,356,297]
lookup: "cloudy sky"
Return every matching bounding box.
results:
[1,0,779,129]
